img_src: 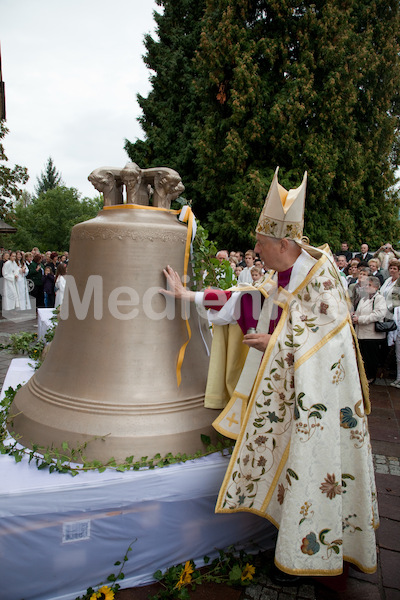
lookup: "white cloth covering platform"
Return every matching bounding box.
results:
[37,307,56,340]
[0,359,275,600]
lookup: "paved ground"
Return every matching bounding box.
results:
[1,315,399,600]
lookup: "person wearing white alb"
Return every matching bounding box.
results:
[2,252,20,311]
[54,263,67,307]
[238,250,256,284]
[15,252,31,311]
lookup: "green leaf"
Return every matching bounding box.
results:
[309,411,322,419]
[287,468,299,480]
[310,404,327,411]
[229,564,243,581]
[319,528,331,544]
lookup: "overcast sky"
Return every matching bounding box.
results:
[1,0,159,199]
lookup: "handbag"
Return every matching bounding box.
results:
[372,296,397,332]
[375,320,397,332]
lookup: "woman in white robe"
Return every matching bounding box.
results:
[15,251,31,311]
[54,263,67,307]
[2,252,20,311]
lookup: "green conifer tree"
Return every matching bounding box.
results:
[194,0,400,249]
[129,0,400,250]
[35,157,63,196]
[124,0,206,206]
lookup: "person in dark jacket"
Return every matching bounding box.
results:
[43,265,55,308]
[354,243,373,263]
[27,253,45,308]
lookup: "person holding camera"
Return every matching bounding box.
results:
[374,243,400,279]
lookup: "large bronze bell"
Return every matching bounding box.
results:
[9,164,218,463]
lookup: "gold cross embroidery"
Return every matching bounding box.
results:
[226,413,239,428]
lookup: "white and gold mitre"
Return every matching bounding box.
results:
[256,167,307,240]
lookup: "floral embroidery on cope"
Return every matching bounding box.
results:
[331,355,346,385]
[301,532,320,555]
[319,301,329,315]
[220,264,350,511]
[276,468,299,505]
[346,413,368,449]
[350,427,366,447]
[302,530,343,560]
[320,473,342,499]
[277,483,286,505]
[294,392,327,441]
[341,473,355,494]
[343,514,363,533]
[285,352,294,366]
[340,407,358,428]
[299,500,314,525]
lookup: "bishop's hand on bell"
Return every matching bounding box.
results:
[160,265,196,302]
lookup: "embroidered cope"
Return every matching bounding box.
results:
[208,249,378,576]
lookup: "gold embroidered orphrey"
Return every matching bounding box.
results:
[213,251,378,576]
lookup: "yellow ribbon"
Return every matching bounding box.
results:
[103,203,193,386]
[103,204,181,214]
[175,206,194,386]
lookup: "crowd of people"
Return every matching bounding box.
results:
[1,239,399,386]
[216,241,400,388]
[0,247,68,312]
[334,242,400,387]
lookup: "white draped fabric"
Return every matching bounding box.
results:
[37,308,56,340]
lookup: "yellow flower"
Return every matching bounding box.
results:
[241,563,256,581]
[90,586,115,600]
[175,561,194,590]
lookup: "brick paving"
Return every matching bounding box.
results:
[1,315,399,600]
